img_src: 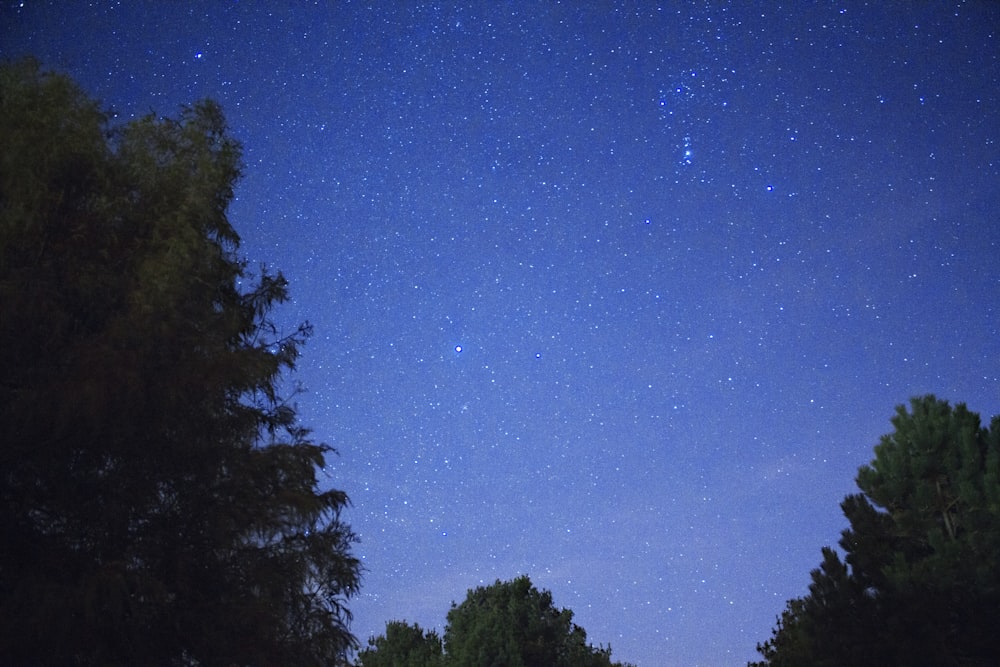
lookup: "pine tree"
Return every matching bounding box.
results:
[0,59,360,666]
[751,396,1000,666]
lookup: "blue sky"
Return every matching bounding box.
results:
[5,2,999,664]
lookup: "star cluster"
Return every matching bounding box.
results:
[4,3,999,665]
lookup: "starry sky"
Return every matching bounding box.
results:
[4,2,1000,665]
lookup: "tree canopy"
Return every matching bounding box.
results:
[358,621,445,667]
[751,395,1000,666]
[359,576,633,667]
[0,59,360,665]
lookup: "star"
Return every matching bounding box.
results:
[6,4,999,665]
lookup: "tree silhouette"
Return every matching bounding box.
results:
[358,577,634,667]
[358,621,444,667]
[0,59,360,666]
[751,395,1000,666]
[444,576,631,667]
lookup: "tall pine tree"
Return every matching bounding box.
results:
[751,395,1000,666]
[0,59,360,666]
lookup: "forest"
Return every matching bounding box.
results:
[2,59,999,666]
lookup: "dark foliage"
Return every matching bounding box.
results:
[443,576,632,667]
[357,577,634,667]
[0,59,360,665]
[358,621,444,667]
[751,395,1000,666]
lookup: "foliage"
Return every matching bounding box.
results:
[751,395,1000,666]
[357,621,444,667]
[0,58,360,665]
[358,577,633,667]
[443,576,632,667]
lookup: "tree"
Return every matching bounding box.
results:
[443,576,632,667]
[357,621,444,667]
[0,59,361,665]
[751,395,1000,666]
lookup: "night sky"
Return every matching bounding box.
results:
[4,2,1000,665]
